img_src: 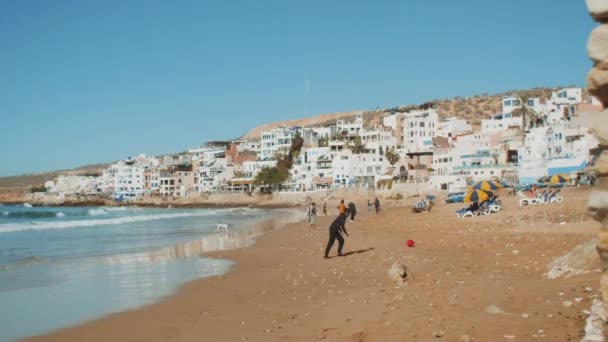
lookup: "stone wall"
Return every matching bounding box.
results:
[582,1,608,341]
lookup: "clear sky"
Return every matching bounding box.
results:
[0,0,596,176]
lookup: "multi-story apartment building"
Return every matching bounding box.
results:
[159,165,195,197]
[360,128,396,156]
[401,108,439,152]
[437,117,472,138]
[111,158,146,200]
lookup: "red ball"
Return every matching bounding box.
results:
[406,239,415,247]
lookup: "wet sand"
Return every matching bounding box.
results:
[25,187,598,341]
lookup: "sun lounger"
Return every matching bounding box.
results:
[545,190,563,204]
[481,198,502,215]
[456,207,481,218]
[456,209,478,218]
[519,191,546,206]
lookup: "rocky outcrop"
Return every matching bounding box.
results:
[582,2,608,341]
[387,261,409,284]
[589,67,608,106]
[587,0,608,22]
[589,25,608,68]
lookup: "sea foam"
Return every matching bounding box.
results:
[0,211,215,233]
[87,208,107,216]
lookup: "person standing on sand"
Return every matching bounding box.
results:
[323,202,327,216]
[367,199,373,212]
[308,202,317,229]
[348,202,357,222]
[374,197,380,215]
[324,210,349,258]
[338,200,346,215]
[307,202,317,229]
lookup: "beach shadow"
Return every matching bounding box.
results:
[341,247,375,257]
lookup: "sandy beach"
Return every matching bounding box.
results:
[24,187,599,342]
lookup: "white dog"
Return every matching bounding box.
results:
[216,223,230,231]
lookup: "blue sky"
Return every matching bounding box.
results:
[0,0,595,176]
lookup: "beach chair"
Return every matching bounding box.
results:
[482,198,501,214]
[547,189,563,204]
[518,191,545,206]
[456,207,480,218]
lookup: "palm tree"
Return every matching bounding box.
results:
[511,92,539,142]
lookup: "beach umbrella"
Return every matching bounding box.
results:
[463,189,493,203]
[539,174,570,184]
[471,180,503,191]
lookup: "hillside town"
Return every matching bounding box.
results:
[42,88,602,201]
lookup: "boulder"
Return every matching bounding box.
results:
[581,110,608,145]
[589,190,608,224]
[588,67,608,107]
[587,0,608,22]
[387,261,409,284]
[589,25,608,68]
[595,151,608,178]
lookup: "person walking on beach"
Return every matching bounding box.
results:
[324,210,349,258]
[307,202,317,229]
[338,200,346,215]
[367,199,373,212]
[373,197,381,215]
[323,202,327,216]
[348,201,357,221]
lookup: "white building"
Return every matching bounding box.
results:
[481,113,522,133]
[502,96,543,115]
[240,159,277,180]
[188,144,226,163]
[197,158,231,193]
[336,113,363,138]
[550,88,583,105]
[311,126,336,139]
[437,117,472,138]
[360,128,396,156]
[237,140,261,154]
[331,150,388,188]
[260,126,300,159]
[517,118,597,184]
[429,147,514,191]
[401,108,439,152]
[291,147,331,191]
[260,126,319,160]
[111,159,146,200]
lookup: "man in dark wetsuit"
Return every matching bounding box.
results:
[324,211,349,258]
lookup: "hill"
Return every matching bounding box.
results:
[0,163,109,191]
[242,86,588,138]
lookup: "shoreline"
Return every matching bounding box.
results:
[0,198,300,210]
[23,189,598,341]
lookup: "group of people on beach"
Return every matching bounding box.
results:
[306,198,381,258]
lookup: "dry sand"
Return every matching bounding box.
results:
[24,187,599,342]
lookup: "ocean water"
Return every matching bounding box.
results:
[0,205,296,342]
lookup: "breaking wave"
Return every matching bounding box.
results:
[87,208,107,216]
[0,211,216,233]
